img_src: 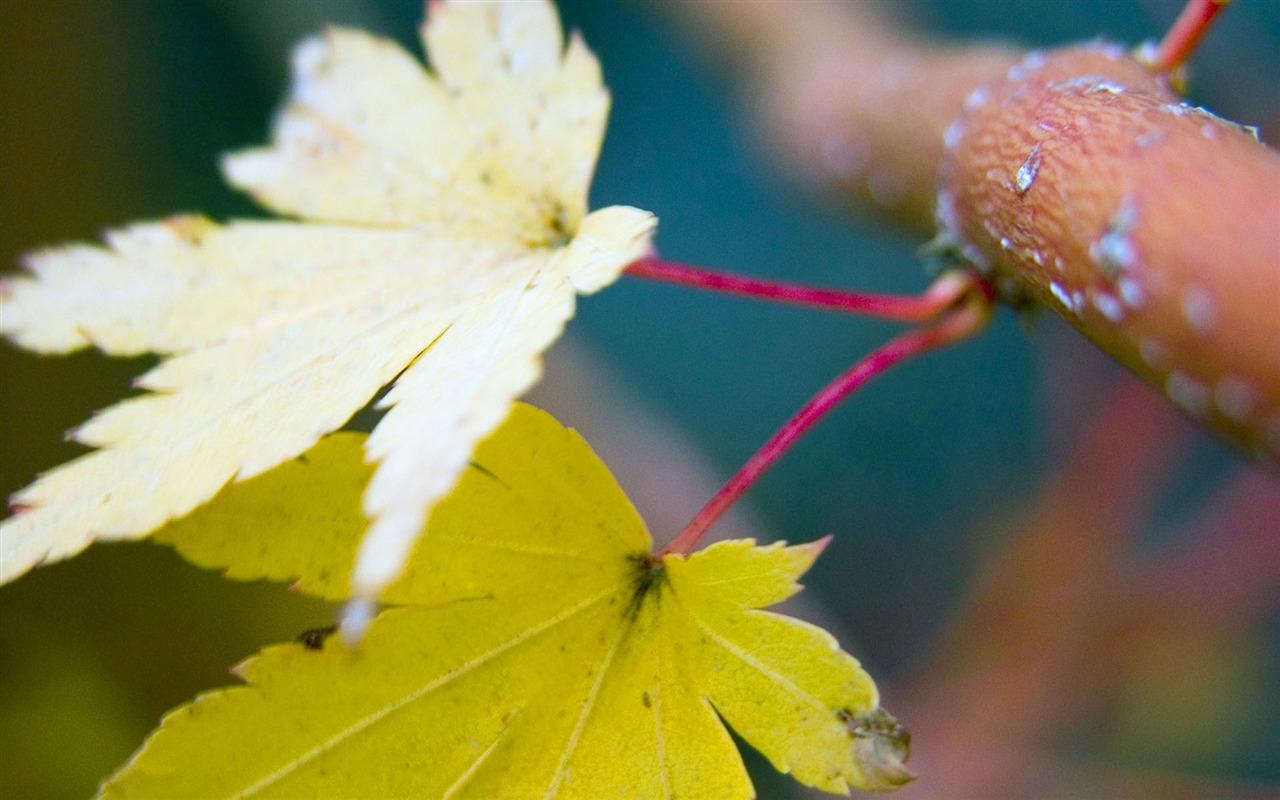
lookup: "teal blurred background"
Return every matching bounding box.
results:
[2,1,1278,797]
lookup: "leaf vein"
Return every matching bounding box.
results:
[235,582,623,798]
[544,601,631,799]
[678,596,828,718]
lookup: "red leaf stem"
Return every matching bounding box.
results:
[1148,0,1231,75]
[625,257,973,322]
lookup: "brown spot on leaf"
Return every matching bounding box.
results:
[296,624,338,650]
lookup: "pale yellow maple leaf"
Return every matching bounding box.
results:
[0,0,656,603]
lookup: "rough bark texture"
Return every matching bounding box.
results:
[666,1,1280,461]
[938,44,1280,460]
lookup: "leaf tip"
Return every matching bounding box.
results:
[160,214,218,245]
[228,656,255,682]
[783,535,833,580]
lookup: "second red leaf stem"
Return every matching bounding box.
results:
[658,291,993,557]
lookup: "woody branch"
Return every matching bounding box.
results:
[662,0,1280,462]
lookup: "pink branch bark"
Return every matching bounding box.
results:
[664,0,1280,462]
[938,43,1280,462]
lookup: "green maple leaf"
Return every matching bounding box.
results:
[103,404,912,798]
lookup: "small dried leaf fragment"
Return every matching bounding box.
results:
[111,404,910,798]
[0,0,656,594]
